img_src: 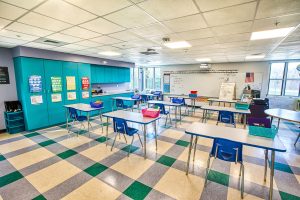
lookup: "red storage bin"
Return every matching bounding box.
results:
[190,91,197,94]
[142,108,160,118]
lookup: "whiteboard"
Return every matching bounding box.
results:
[169,72,263,98]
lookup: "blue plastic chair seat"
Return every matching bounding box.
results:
[127,127,139,136]
[77,116,87,121]
[211,138,243,163]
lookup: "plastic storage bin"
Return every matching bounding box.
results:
[90,101,103,108]
[4,111,25,134]
[235,102,249,110]
[248,125,278,139]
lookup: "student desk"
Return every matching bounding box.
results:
[147,100,182,128]
[64,103,104,133]
[185,122,286,200]
[168,95,197,115]
[201,105,250,128]
[142,93,161,100]
[103,110,160,159]
[207,98,238,107]
[112,96,141,110]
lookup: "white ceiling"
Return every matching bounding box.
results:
[0,0,299,66]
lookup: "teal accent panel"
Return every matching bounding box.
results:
[44,60,65,125]
[78,63,91,104]
[63,62,79,105]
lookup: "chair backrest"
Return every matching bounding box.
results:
[211,138,243,163]
[141,95,148,102]
[172,97,185,105]
[247,117,271,128]
[68,107,78,119]
[155,103,167,114]
[218,111,235,124]
[116,99,124,108]
[153,91,162,96]
[249,104,269,118]
[131,94,141,100]
[113,118,128,134]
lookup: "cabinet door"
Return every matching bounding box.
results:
[19,57,49,130]
[63,62,79,105]
[91,66,96,83]
[98,66,104,83]
[44,60,65,125]
[104,67,110,83]
[125,68,130,82]
[78,63,91,104]
[117,67,124,82]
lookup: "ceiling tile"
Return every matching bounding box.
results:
[256,0,300,19]
[177,28,214,40]
[97,45,122,51]
[46,33,82,43]
[0,41,17,48]
[164,14,207,32]
[0,18,12,29]
[65,0,132,16]
[18,12,72,31]
[24,42,56,49]
[52,46,77,53]
[104,6,156,28]
[6,22,53,37]
[74,40,101,47]
[34,0,97,24]
[211,21,253,36]
[79,18,125,34]
[0,29,39,41]
[2,0,44,9]
[216,33,250,44]
[90,35,122,45]
[195,0,254,12]
[203,2,257,26]
[60,44,89,50]
[0,35,27,45]
[61,26,101,39]
[130,23,172,38]
[188,37,216,46]
[0,2,27,20]
[138,0,199,21]
[109,30,141,41]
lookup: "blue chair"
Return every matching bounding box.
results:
[68,107,90,136]
[205,138,244,198]
[141,94,148,103]
[155,103,171,126]
[131,94,141,110]
[217,111,236,127]
[153,91,162,100]
[116,99,130,110]
[111,118,143,156]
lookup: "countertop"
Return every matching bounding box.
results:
[92,90,133,97]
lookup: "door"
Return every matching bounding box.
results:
[63,62,79,105]
[44,60,65,125]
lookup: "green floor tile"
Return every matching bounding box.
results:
[84,163,108,177]
[59,124,67,129]
[0,171,23,187]
[156,155,176,167]
[121,145,139,154]
[0,154,5,161]
[57,149,77,159]
[207,170,229,186]
[123,181,152,200]
[32,194,47,200]
[279,191,300,200]
[274,162,293,174]
[175,139,189,147]
[25,132,40,138]
[38,139,56,147]
[102,122,111,126]
[95,136,108,143]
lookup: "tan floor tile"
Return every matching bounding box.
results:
[58,135,93,149]
[178,148,209,168]
[7,148,54,170]
[110,154,154,180]
[227,187,263,200]
[147,140,173,155]
[283,153,300,168]
[0,138,36,154]
[62,178,121,200]
[42,130,69,139]
[162,129,184,139]
[154,168,204,200]
[296,174,300,184]
[243,146,265,158]
[0,133,21,141]
[26,160,81,193]
[80,143,118,162]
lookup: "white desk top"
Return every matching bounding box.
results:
[186,122,286,152]
[265,108,300,123]
[147,100,182,106]
[142,93,159,97]
[103,110,160,124]
[207,98,238,103]
[201,105,250,114]
[112,97,140,101]
[64,103,103,112]
[168,95,195,99]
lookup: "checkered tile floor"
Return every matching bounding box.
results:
[0,109,300,200]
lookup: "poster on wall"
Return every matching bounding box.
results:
[51,93,62,102]
[163,74,170,93]
[81,77,90,90]
[66,76,76,91]
[29,75,42,93]
[51,77,62,92]
[245,72,254,83]
[82,91,89,99]
[0,66,10,84]
[30,95,43,105]
[67,92,76,100]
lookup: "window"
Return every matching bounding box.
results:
[154,68,161,90]
[144,68,154,89]
[268,61,300,96]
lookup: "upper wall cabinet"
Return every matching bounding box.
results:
[91,65,130,84]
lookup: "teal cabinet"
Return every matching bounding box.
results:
[63,62,79,105]
[78,63,91,104]
[91,65,130,83]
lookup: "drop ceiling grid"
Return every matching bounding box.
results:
[0,0,299,64]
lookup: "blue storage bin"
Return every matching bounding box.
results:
[189,94,197,98]
[90,101,103,108]
[248,125,278,139]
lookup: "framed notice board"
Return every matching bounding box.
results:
[0,66,10,84]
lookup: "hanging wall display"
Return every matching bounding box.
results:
[51,93,62,102]
[51,77,62,92]
[67,92,76,100]
[81,77,90,90]
[30,95,43,105]
[29,75,42,93]
[0,66,10,84]
[82,91,89,99]
[66,76,76,91]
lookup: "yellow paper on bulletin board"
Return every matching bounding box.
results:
[66,76,76,91]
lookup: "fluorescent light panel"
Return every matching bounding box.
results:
[164,41,191,49]
[98,51,121,56]
[250,27,295,40]
[245,55,265,60]
[196,58,211,62]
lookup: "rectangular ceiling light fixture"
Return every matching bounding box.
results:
[164,41,191,49]
[250,27,295,40]
[245,54,265,60]
[196,58,211,62]
[98,51,121,56]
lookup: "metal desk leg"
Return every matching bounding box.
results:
[277,118,281,129]
[87,112,90,132]
[180,106,182,124]
[205,110,208,123]
[106,117,109,146]
[143,124,147,159]
[193,99,196,114]
[243,114,247,129]
[269,151,275,200]
[66,108,69,131]
[99,110,103,133]
[202,109,205,123]
[186,135,194,175]
[175,106,178,128]
[264,149,268,182]
[154,121,157,151]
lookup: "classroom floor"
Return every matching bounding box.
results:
[0,109,299,200]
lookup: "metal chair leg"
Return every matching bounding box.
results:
[241,163,244,199]
[204,155,212,187]
[294,133,300,146]
[165,115,168,126]
[193,136,198,161]
[128,135,135,157]
[137,134,143,148]
[111,132,118,151]
[122,133,128,143]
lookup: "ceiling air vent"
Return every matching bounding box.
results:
[140,48,159,55]
[33,38,69,47]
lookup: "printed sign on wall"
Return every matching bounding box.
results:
[51,93,62,102]
[66,76,76,91]
[30,95,43,105]
[29,75,42,93]
[81,77,90,90]
[67,92,76,100]
[51,77,62,92]
[82,91,89,99]
[0,66,10,84]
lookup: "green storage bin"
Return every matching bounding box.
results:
[248,125,278,139]
[235,102,249,110]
